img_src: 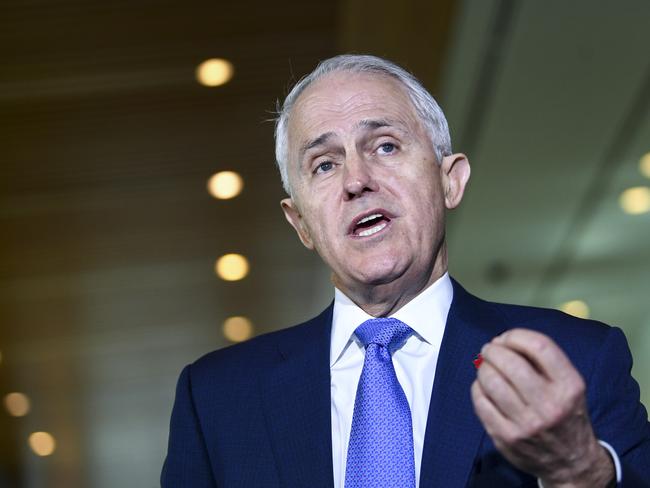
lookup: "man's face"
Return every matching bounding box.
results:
[281,71,469,295]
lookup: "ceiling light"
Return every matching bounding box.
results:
[207,171,243,199]
[196,58,234,87]
[28,432,56,457]
[4,392,31,417]
[215,254,249,281]
[559,300,590,319]
[619,186,650,215]
[223,316,254,342]
[640,152,650,178]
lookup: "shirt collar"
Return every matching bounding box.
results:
[330,272,454,367]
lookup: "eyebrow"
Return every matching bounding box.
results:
[298,119,404,162]
[358,118,393,131]
[299,131,335,163]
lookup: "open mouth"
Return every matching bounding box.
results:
[349,210,393,238]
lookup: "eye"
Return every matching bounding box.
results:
[377,142,396,155]
[314,161,334,174]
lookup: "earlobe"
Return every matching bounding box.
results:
[440,153,471,209]
[280,198,314,250]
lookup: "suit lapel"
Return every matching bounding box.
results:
[419,279,507,488]
[260,305,334,488]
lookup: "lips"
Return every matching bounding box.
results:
[348,208,395,237]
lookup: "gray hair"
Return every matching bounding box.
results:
[274,54,453,195]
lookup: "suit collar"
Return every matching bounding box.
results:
[260,305,335,488]
[330,272,453,367]
[419,277,509,487]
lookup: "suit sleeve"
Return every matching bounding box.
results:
[586,327,650,487]
[161,364,217,488]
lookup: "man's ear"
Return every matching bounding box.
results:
[440,153,471,209]
[281,198,314,250]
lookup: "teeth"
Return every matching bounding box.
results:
[357,213,383,225]
[357,221,387,237]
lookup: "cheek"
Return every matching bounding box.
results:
[411,187,445,238]
[303,208,338,247]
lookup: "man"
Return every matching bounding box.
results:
[161,55,650,487]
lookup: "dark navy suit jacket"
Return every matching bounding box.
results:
[161,280,650,487]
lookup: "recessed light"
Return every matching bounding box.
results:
[559,300,590,319]
[4,392,31,417]
[215,254,249,281]
[223,316,254,342]
[207,171,243,200]
[619,186,650,215]
[196,58,234,87]
[640,152,650,179]
[28,432,56,457]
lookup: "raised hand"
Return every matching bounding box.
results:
[471,329,615,488]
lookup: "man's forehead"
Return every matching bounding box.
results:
[294,71,411,113]
[288,71,419,142]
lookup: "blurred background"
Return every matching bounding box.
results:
[1,0,649,486]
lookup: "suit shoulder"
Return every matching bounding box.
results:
[489,300,614,355]
[452,279,609,344]
[189,306,331,383]
[493,300,609,331]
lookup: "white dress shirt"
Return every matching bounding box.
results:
[330,272,453,488]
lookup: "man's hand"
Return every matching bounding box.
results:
[471,328,615,488]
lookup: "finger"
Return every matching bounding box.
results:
[494,329,577,382]
[476,359,529,423]
[481,342,548,407]
[471,380,516,443]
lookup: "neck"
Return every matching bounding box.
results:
[336,244,449,317]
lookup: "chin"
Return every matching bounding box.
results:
[351,257,407,286]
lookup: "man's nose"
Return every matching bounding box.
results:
[342,153,378,200]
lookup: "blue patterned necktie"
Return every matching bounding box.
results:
[345,318,416,488]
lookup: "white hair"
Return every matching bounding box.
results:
[274,54,453,195]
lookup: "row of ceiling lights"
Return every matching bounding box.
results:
[560,152,650,319]
[0,359,56,457]
[207,172,253,342]
[198,58,254,343]
[0,58,241,460]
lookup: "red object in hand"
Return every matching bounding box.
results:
[473,353,483,369]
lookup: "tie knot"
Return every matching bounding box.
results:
[354,318,413,351]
